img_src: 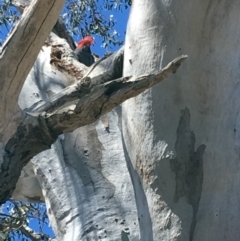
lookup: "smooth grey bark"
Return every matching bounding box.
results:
[123,0,240,241]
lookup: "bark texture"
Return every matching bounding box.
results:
[11,33,184,240]
[17,33,140,240]
[123,0,240,241]
[0,26,184,205]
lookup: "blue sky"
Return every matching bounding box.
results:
[77,5,130,56]
[0,1,129,240]
[1,201,55,239]
[0,1,130,56]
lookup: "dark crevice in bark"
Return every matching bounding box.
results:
[170,108,206,241]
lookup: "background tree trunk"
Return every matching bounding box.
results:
[123,0,240,241]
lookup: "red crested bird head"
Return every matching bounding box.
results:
[77,36,94,48]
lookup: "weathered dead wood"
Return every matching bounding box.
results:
[12,0,76,50]
[0,54,187,205]
[27,46,124,114]
[0,0,65,128]
[44,55,187,128]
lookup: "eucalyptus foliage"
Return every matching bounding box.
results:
[0,0,131,48]
[0,201,51,241]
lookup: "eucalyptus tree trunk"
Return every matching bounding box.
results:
[16,33,140,241]
[123,0,240,241]
[2,5,182,239]
[6,0,239,240]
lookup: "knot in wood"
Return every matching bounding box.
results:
[81,76,91,87]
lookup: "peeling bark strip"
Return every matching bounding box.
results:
[0,0,65,128]
[170,108,206,241]
[0,55,186,205]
